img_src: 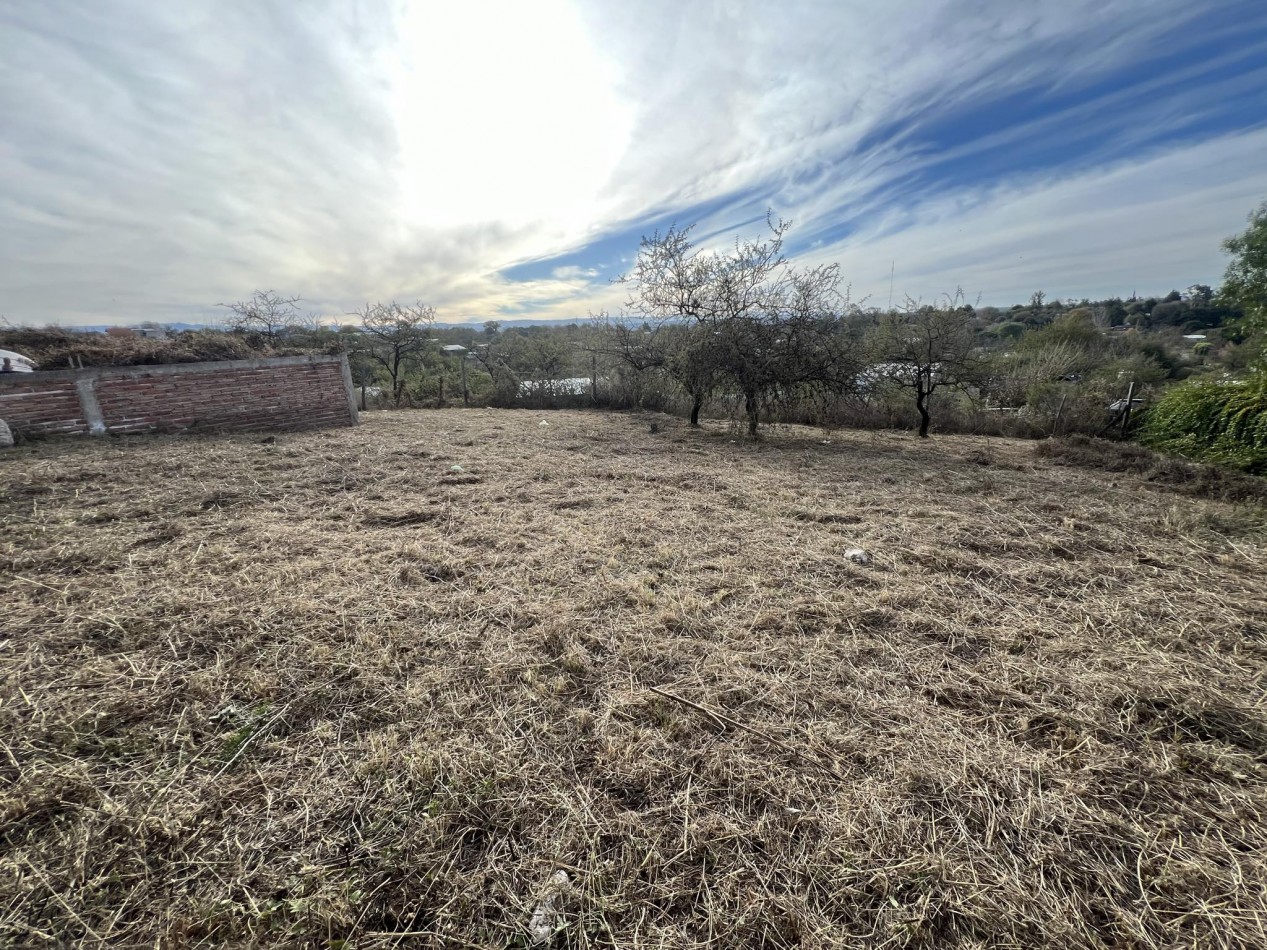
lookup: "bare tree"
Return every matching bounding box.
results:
[219,290,309,340]
[619,216,857,436]
[506,330,576,405]
[718,264,860,435]
[867,295,982,438]
[351,301,436,406]
[600,315,719,423]
[468,330,519,406]
[663,323,721,426]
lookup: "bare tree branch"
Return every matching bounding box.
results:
[218,291,308,341]
[349,301,436,406]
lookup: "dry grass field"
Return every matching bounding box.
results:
[3,409,1266,949]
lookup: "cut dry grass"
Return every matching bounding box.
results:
[1035,434,1267,504]
[2,409,1266,949]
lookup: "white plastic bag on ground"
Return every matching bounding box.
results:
[528,870,569,945]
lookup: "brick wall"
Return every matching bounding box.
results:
[0,375,88,436]
[0,355,358,438]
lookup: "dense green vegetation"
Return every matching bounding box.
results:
[1143,375,1267,473]
[1140,202,1267,471]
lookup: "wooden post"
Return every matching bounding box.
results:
[460,356,469,407]
[1119,381,1135,439]
[1052,392,1067,437]
[591,352,598,405]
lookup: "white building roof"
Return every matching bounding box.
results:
[0,348,37,372]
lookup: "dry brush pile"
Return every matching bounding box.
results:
[2,410,1266,948]
[0,325,334,370]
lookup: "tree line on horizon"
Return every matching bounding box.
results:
[3,203,1265,468]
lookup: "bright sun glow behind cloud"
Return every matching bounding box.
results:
[390,0,632,233]
[1,1,1265,325]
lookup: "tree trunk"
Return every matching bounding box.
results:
[745,392,759,438]
[690,393,703,427]
[916,389,931,438]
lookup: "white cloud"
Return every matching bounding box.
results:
[551,265,599,280]
[0,0,1259,326]
[810,128,1267,306]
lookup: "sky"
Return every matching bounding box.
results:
[2,0,1266,327]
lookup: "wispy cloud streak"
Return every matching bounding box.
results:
[0,1,1263,324]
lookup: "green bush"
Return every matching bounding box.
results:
[1142,373,1267,473]
[988,321,1026,340]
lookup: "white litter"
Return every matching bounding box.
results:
[450,464,464,473]
[528,870,569,945]
[0,348,37,372]
[0,419,13,450]
[844,548,870,564]
[538,420,550,428]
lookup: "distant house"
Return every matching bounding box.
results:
[519,377,591,397]
[858,361,943,392]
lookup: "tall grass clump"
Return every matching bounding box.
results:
[1143,373,1267,473]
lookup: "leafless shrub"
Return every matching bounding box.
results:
[218,290,311,340]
